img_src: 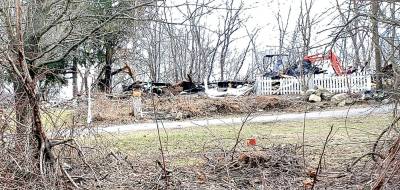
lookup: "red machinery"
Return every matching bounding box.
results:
[303,50,344,75]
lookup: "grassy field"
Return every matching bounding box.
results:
[103,113,394,171]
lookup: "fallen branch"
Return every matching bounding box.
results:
[347,152,384,172]
[60,162,80,189]
[372,136,400,190]
[372,116,400,161]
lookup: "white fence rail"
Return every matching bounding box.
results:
[256,73,372,95]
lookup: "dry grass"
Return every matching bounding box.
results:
[1,109,398,189]
[88,113,396,189]
[86,93,373,125]
[112,113,392,166]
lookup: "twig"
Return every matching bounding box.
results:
[302,106,307,168]
[230,112,252,161]
[372,116,400,161]
[60,162,80,189]
[71,139,100,182]
[311,125,334,190]
[372,136,400,190]
[150,88,168,188]
[344,102,355,139]
[50,139,74,148]
[347,152,384,172]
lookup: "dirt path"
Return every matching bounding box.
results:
[93,104,393,134]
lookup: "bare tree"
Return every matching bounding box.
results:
[0,0,155,176]
[372,0,383,89]
[218,0,243,81]
[297,0,314,90]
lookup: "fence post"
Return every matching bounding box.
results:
[366,73,372,91]
[255,76,260,95]
[262,77,266,95]
[308,75,314,90]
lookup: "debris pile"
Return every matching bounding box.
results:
[122,75,254,97]
[199,145,306,189]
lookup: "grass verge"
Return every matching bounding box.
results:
[104,113,393,169]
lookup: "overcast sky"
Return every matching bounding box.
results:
[162,0,348,53]
[165,0,344,52]
[245,0,342,50]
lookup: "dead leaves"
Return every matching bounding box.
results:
[303,177,314,189]
[196,171,207,184]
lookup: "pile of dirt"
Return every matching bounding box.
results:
[254,96,286,110]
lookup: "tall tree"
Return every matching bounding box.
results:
[372,0,383,89]
[0,0,154,175]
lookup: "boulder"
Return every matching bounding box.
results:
[305,89,316,96]
[338,100,346,107]
[374,91,387,101]
[175,112,183,120]
[338,98,354,106]
[316,88,333,101]
[361,90,373,100]
[345,98,355,105]
[308,94,322,102]
[331,93,349,102]
[382,99,390,104]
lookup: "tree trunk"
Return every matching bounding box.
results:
[390,3,400,91]
[72,56,79,97]
[352,0,361,68]
[207,35,221,82]
[104,41,113,93]
[28,84,55,167]
[372,0,383,90]
[84,69,89,95]
[10,0,55,171]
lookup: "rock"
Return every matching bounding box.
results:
[382,99,390,104]
[338,100,346,106]
[62,162,72,171]
[345,98,355,104]
[306,89,316,96]
[316,88,333,101]
[361,90,373,100]
[338,98,354,106]
[374,91,387,101]
[175,112,183,120]
[308,94,322,102]
[331,93,349,102]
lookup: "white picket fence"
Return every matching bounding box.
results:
[256,72,372,95]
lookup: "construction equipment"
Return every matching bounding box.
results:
[262,54,288,79]
[303,50,344,76]
[262,50,345,78]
